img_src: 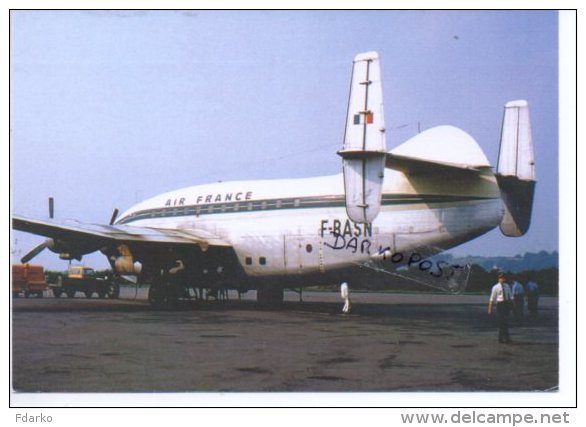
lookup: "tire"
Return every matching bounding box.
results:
[148,282,173,308]
[109,284,120,299]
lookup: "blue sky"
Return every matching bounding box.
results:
[10,10,559,270]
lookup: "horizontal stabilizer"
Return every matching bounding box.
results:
[385,153,486,176]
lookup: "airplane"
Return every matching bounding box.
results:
[12,51,536,306]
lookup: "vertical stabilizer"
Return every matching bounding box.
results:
[338,51,387,224]
[496,100,536,237]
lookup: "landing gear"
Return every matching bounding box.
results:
[256,286,284,305]
[108,283,120,299]
[148,275,183,308]
[148,279,169,308]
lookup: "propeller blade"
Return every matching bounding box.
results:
[109,208,119,225]
[48,197,54,219]
[21,241,48,263]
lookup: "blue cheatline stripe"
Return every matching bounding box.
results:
[116,194,497,225]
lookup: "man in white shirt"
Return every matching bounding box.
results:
[488,273,512,343]
[340,282,351,314]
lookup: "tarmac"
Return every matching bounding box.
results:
[11,288,558,393]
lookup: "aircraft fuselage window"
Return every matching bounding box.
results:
[245,256,252,265]
[259,257,267,265]
[306,244,313,253]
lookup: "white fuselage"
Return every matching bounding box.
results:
[116,168,503,279]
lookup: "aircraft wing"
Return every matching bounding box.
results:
[12,215,231,252]
[385,153,488,176]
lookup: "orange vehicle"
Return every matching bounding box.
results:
[12,264,47,298]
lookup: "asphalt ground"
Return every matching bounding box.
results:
[11,288,558,393]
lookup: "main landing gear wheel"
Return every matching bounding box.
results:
[148,279,178,309]
[108,284,120,299]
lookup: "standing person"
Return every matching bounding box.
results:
[511,280,525,322]
[340,282,351,314]
[488,273,512,344]
[526,280,539,318]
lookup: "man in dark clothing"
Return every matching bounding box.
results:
[488,273,512,343]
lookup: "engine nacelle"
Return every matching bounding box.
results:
[114,257,142,274]
[46,239,83,260]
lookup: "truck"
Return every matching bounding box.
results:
[50,266,120,299]
[12,264,47,298]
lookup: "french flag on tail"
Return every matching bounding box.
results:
[353,111,374,125]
